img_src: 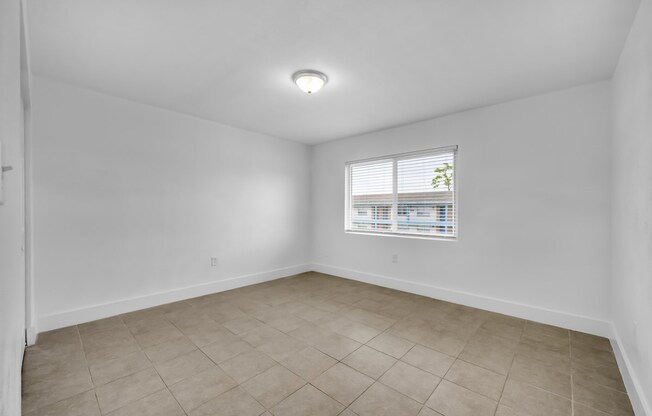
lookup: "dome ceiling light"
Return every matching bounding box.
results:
[292,70,328,94]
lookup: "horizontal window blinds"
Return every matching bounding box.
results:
[346,146,457,239]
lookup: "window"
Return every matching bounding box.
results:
[345,146,457,239]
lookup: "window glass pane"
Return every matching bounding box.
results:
[350,160,393,232]
[397,153,455,237]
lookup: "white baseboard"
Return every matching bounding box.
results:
[25,326,38,346]
[37,264,311,332]
[611,325,651,416]
[311,263,613,338]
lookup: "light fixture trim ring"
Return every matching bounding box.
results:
[292,69,329,93]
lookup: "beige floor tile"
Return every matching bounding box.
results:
[241,324,286,347]
[169,367,238,412]
[572,370,634,416]
[418,329,468,357]
[570,332,612,352]
[24,390,100,416]
[342,345,396,379]
[432,316,482,340]
[189,386,265,416]
[154,300,195,316]
[241,365,305,408]
[387,318,431,342]
[143,336,197,363]
[222,316,262,334]
[297,305,337,324]
[22,351,88,387]
[289,323,326,344]
[201,339,252,363]
[107,389,184,416]
[122,312,169,333]
[22,337,82,364]
[312,363,374,406]
[458,332,517,375]
[78,317,126,337]
[350,382,422,416]
[478,319,524,343]
[84,338,141,366]
[36,326,82,347]
[271,384,344,416]
[573,402,613,416]
[281,346,337,381]
[345,308,396,331]
[572,361,626,392]
[523,322,569,340]
[418,408,444,416]
[219,349,276,383]
[572,343,618,368]
[499,378,571,416]
[379,361,440,404]
[323,317,381,343]
[89,350,151,386]
[95,368,165,414]
[516,337,570,367]
[256,334,307,362]
[80,328,135,353]
[354,298,386,312]
[132,324,185,348]
[182,320,236,347]
[22,369,94,414]
[509,354,570,397]
[426,380,497,416]
[203,305,248,324]
[444,359,506,400]
[379,303,414,320]
[368,333,414,359]
[266,315,307,333]
[494,404,527,416]
[402,344,455,377]
[312,331,362,360]
[155,350,215,385]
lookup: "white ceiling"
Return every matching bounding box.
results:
[27,0,640,144]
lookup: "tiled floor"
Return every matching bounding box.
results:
[22,272,634,416]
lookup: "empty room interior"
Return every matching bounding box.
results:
[1,0,652,415]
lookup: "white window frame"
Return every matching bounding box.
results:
[344,145,458,241]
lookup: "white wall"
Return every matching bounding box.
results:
[0,0,26,414]
[611,0,652,413]
[31,77,311,331]
[311,82,613,334]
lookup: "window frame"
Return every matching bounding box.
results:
[344,145,458,241]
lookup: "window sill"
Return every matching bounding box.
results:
[344,230,457,242]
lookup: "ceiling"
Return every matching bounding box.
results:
[27,0,640,144]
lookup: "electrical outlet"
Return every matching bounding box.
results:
[392,254,398,263]
[210,257,218,267]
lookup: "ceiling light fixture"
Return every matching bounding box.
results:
[292,70,328,94]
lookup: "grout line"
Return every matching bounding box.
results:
[492,320,525,416]
[117,314,189,416]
